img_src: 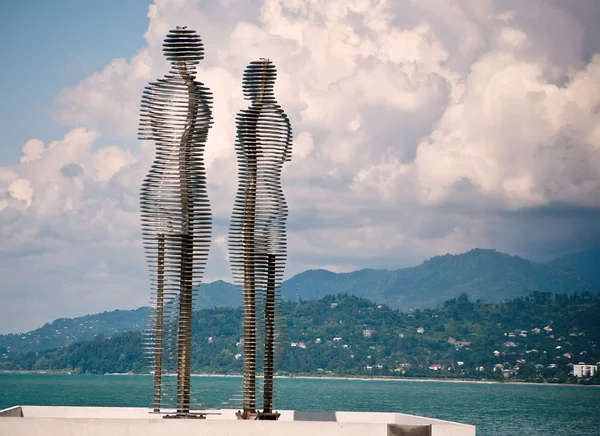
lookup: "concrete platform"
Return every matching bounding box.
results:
[0,406,475,435]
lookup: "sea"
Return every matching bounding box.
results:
[1,374,599,436]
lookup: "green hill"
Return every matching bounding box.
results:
[4,293,600,384]
[0,280,237,354]
[0,308,148,355]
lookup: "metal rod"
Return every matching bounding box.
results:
[175,58,197,416]
[263,253,276,413]
[153,233,165,412]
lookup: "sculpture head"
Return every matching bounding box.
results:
[242,58,277,104]
[163,26,204,68]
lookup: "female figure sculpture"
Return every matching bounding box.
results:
[229,59,292,419]
[139,26,213,416]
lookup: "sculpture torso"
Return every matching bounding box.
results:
[140,74,212,236]
[236,102,291,254]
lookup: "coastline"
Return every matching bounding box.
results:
[1,370,597,387]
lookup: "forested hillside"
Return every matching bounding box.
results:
[4,293,599,384]
[0,308,148,354]
[550,248,600,285]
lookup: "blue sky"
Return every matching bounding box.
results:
[0,0,599,333]
[0,0,150,165]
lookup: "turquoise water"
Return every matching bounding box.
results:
[1,374,599,435]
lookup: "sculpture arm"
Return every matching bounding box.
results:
[138,85,163,142]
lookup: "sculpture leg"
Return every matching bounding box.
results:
[176,233,194,414]
[263,253,276,413]
[153,233,165,412]
[242,169,258,416]
[243,245,257,414]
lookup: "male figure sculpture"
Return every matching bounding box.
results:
[229,59,293,419]
[139,27,213,416]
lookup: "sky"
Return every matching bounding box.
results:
[0,0,599,334]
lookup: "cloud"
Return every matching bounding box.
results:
[1,0,599,332]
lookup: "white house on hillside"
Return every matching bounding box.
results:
[573,364,597,378]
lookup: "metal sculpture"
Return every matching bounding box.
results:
[139,26,213,417]
[228,59,293,419]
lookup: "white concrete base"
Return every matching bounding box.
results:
[0,406,476,436]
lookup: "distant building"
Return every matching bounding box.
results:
[573,364,597,378]
[493,350,500,356]
[448,337,471,348]
[315,338,321,344]
[429,364,442,371]
[330,303,338,309]
[362,329,376,338]
[417,327,425,334]
[333,337,342,342]
[503,341,517,348]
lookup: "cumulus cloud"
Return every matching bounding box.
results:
[1,0,599,332]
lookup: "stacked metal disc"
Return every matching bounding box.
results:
[139,26,213,415]
[228,59,293,417]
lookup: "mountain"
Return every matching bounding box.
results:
[549,248,600,285]
[3,248,597,354]
[5,293,600,384]
[194,280,240,308]
[282,249,598,309]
